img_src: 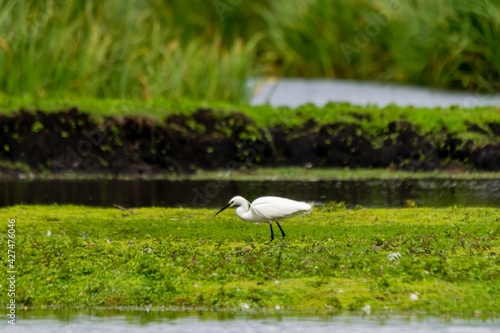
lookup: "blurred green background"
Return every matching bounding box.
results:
[1,0,499,103]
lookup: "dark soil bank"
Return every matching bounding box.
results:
[1,108,499,176]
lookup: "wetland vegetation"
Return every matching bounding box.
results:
[1,1,499,326]
[0,103,499,177]
[0,205,499,317]
[1,0,500,103]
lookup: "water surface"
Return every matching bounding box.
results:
[0,178,499,208]
[5,312,500,333]
[250,78,500,108]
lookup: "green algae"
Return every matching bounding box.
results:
[0,205,498,317]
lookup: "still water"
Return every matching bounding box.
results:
[0,178,499,208]
[4,312,500,333]
[250,78,500,108]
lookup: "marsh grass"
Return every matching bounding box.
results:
[0,1,258,102]
[1,0,499,102]
[188,168,500,181]
[1,205,498,316]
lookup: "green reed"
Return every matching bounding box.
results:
[0,0,499,102]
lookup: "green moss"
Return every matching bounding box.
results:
[30,121,44,133]
[1,98,499,144]
[16,167,499,181]
[1,205,498,316]
[189,168,500,181]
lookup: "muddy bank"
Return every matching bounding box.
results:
[0,108,499,176]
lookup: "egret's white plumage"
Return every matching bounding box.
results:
[215,196,312,241]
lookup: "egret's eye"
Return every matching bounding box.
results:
[229,201,233,205]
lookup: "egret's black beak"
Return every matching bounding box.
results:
[214,203,231,217]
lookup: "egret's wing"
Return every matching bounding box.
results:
[250,196,312,221]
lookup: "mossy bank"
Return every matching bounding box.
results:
[1,205,499,317]
[1,102,499,177]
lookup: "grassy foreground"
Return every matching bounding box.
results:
[1,205,499,317]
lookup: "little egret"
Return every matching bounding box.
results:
[214,196,312,241]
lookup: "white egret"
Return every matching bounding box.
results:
[214,196,312,241]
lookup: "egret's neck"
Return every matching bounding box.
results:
[235,201,253,221]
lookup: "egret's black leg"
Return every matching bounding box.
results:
[269,223,275,241]
[276,222,286,239]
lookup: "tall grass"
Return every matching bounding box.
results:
[258,0,500,92]
[0,0,499,102]
[0,0,258,102]
[388,0,500,92]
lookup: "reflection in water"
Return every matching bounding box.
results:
[5,311,500,333]
[0,179,499,208]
